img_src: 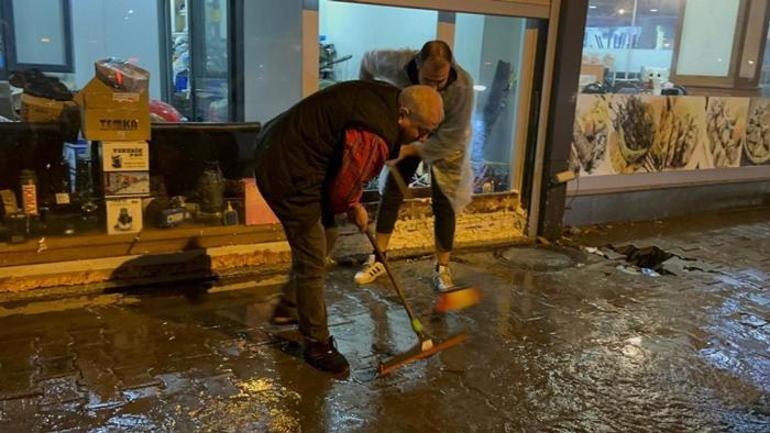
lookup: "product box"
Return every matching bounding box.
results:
[21,93,78,123]
[103,172,150,197]
[106,198,143,235]
[75,77,150,141]
[101,141,149,172]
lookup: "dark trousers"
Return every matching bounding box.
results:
[277,219,329,342]
[375,156,456,252]
[255,161,330,342]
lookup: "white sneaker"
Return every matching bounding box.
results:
[432,264,456,292]
[354,255,386,285]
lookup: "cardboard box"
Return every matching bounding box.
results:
[101,141,149,172]
[106,198,143,235]
[103,171,150,197]
[75,77,150,141]
[580,63,605,84]
[21,93,78,123]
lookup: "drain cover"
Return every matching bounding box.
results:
[499,247,575,271]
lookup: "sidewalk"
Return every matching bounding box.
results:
[0,207,768,432]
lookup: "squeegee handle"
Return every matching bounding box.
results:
[365,230,423,333]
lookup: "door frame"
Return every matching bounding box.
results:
[310,0,562,237]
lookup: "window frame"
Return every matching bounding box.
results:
[669,0,749,88]
[0,0,74,79]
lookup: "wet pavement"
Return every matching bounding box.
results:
[1,208,769,432]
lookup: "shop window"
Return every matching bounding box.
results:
[571,0,770,194]
[455,13,528,193]
[242,0,302,123]
[0,1,302,256]
[0,0,74,78]
[318,0,438,87]
[675,0,740,78]
[581,0,681,92]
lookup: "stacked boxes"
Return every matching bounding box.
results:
[101,141,149,235]
[75,59,151,235]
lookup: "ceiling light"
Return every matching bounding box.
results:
[589,5,597,9]
[618,9,626,15]
[649,8,658,12]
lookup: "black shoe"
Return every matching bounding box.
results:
[304,337,350,377]
[270,302,298,325]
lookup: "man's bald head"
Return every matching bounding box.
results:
[397,85,444,143]
[400,85,444,129]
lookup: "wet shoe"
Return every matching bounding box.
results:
[304,337,350,377]
[270,302,298,325]
[432,264,456,293]
[354,254,386,285]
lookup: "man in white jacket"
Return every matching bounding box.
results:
[355,40,474,291]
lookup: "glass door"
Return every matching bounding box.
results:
[455,13,531,194]
[191,0,231,121]
[163,0,235,122]
[318,1,546,200]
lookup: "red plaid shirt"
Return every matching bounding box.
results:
[328,128,391,214]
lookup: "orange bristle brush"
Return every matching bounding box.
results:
[434,286,482,313]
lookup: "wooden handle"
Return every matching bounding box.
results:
[364,230,421,333]
[386,164,411,199]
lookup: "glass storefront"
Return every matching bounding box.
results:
[0,0,551,270]
[581,0,680,91]
[318,0,437,87]
[572,0,770,185]
[242,0,302,123]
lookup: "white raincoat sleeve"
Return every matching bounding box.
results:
[360,49,475,213]
[413,70,475,213]
[359,50,414,87]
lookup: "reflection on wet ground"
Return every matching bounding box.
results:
[1,210,769,432]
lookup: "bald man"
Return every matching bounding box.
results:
[253,81,443,377]
[356,40,475,292]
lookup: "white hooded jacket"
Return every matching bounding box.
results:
[360,49,474,213]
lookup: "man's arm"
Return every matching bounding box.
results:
[359,50,413,84]
[359,57,375,81]
[328,128,391,216]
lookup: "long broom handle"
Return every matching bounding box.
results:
[386,163,411,199]
[364,230,425,339]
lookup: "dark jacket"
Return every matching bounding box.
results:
[254,80,401,225]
